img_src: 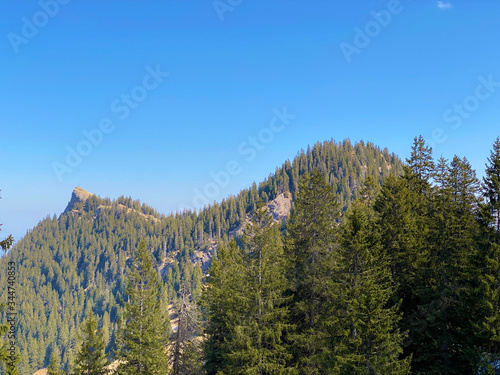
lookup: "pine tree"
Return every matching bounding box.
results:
[73,310,109,375]
[225,203,291,374]
[203,240,246,375]
[115,239,169,375]
[177,339,204,375]
[478,137,500,370]
[47,350,65,375]
[406,135,434,189]
[409,156,484,373]
[483,137,500,234]
[285,169,340,374]
[327,201,410,374]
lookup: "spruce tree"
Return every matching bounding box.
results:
[409,156,482,373]
[73,310,109,375]
[203,240,246,375]
[478,137,500,368]
[406,135,434,189]
[327,201,410,374]
[285,169,340,374]
[47,350,65,375]
[226,203,291,374]
[115,239,169,375]
[483,137,500,234]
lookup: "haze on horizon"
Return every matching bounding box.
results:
[1,0,499,242]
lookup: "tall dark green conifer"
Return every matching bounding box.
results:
[478,137,500,369]
[285,169,340,374]
[406,135,434,188]
[115,239,169,375]
[225,203,291,374]
[327,201,410,374]
[203,240,246,375]
[483,137,500,234]
[412,156,482,373]
[73,310,109,375]
[47,350,65,375]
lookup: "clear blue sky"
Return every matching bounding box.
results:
[1,0,499,242]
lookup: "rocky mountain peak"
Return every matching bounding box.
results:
[63,186,93,214]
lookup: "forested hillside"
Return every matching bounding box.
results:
[202,136,500,374]
[0,139,401,374]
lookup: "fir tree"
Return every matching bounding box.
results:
[478,137,500,369]
[47,350,65,375]
[285,169,340,374]
[115,239,169,375]
[411,156,483,373]
[406,135,434,189]
[483,137,500,234]
[327,201,410,374]
[226,203,292,374]
[202,240,246,375]
[73,310,109,375]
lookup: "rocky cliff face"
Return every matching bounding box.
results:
[230,192,293,237]
[63,186,93,214]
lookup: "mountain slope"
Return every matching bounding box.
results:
[0,139,403,374]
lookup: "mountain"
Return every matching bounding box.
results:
[63,186,93,214]
[0,139,403,374]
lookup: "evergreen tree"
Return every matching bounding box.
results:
[483,137,500,234]
[406,135,434,189]
[327,201,410,374]
[47,350,65,375]
[202,240,246,375]
[73,310,109,375]
[410,156,483,373]
[285,169,340,374]
[374,169,431,365]
[225,203,291,374]
[177,339,205,375]
[478,137,500,370]
[115,239,169,375]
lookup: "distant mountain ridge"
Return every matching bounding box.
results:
[0,139,403,374]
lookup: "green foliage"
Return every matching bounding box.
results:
[72,310,109,375]
[328,201,410,374]
[115,239,170,374]
[483,137,500,234]
[202,240,246,375]
[0,139,402,373]
[285,169,340,373]
[47,350,65,375]
[225,204,291,374]
[170,279,203,375]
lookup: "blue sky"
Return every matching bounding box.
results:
[1,0,500,242]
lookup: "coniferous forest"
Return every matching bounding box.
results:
[2,136,500,374]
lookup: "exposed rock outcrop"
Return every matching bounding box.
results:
[63,186,93,214]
